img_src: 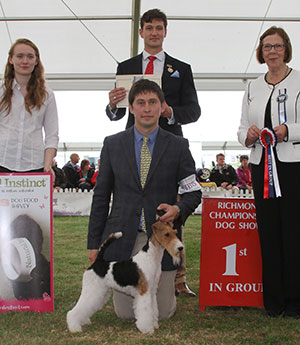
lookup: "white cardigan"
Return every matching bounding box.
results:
[237,69,300,164]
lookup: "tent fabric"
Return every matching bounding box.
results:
[0,0,299,91]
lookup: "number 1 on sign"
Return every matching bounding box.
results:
[222,243,239,276]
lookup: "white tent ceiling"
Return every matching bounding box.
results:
[0,0,299,91]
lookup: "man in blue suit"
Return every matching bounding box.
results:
[91,79,201,319]
[106,9,200,295]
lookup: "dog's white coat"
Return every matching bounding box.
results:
[67,222,183,334]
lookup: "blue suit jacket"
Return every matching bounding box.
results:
[88,127,202,270]
[106,52,201,137]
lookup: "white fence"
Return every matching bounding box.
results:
[53,189,93,216]
[53,187,253,216]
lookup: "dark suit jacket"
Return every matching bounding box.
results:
[106,52,201,137]
[88,127,202,270]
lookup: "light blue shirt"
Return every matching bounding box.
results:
[134,126,159,229]
[134,126,159,176]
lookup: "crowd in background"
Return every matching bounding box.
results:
[196,153,252,192]
[52,153,100,192]
[57,151,252,193]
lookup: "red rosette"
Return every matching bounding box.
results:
[259,127,280,199]
[259,128,277,149]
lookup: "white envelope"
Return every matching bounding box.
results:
[116,74,162,108]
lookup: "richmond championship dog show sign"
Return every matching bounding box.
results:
[199,197,263,310]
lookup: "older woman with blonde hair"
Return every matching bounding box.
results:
[0,38,58,173]
[238,27,300,318]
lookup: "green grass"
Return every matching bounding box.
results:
[1,215,300,344]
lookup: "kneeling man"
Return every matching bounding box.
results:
[88,79,201,319]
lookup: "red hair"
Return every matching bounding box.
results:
[0,38,47,115]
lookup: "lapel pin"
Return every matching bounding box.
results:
[167,64,174,73]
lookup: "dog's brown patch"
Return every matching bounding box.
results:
[137,268,148,295]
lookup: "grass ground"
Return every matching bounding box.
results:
[1,215,300,344]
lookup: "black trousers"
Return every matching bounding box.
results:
[251,152,300,313]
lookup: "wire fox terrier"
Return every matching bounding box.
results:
[67,220,184,334]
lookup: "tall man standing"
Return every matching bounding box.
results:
[106,8,200,295]
[90,79,201,319]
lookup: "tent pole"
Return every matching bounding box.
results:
[131,0,141,57]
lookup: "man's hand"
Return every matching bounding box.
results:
[156,203,179,223]
[160,102,172,119]
[89,249,98,264]
[108,87,127,110]
[221,182,228,189]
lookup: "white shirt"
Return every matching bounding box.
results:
[0,80,59,171]
[142,50,165,74]
[142,50,175,124]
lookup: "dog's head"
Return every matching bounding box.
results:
[151,221,183,265]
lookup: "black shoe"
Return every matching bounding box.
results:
[175,282,196,297]
[266,310,283,318]
[284,311,300,319]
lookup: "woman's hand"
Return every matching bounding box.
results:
[274,124,287,143]
[245,125,261,147]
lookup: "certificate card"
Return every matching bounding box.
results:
[116,74,162,108]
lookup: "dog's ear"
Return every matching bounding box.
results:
[167,222,174,228]
[152,223,157,231]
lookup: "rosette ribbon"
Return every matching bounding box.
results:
[259,128,281,199]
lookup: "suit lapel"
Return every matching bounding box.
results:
[162,53,174,88]
[121,128,140,187]
[146,128,170,186]
[129,53,143,74]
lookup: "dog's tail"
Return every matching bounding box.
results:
[96,232,122,260]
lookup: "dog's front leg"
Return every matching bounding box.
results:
[133,292,155,334]
[67,269,111,333]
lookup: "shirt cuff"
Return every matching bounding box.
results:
[167,107,175,125]
[107,104,117,119]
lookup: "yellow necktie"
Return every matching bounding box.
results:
[140,136,151,188]
[140,136,151,231]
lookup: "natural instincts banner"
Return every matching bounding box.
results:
[0,173,53,312]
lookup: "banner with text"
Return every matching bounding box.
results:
[199,197,263,310]
[0,173,53,313]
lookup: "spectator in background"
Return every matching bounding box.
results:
[52,159,67,191]
[76,159,94,191]
[63,153,80,189]
[91,159,100,187]
[210,153,238,190]
[236,155,252,192]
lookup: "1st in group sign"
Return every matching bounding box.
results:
[199,197,263,310]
